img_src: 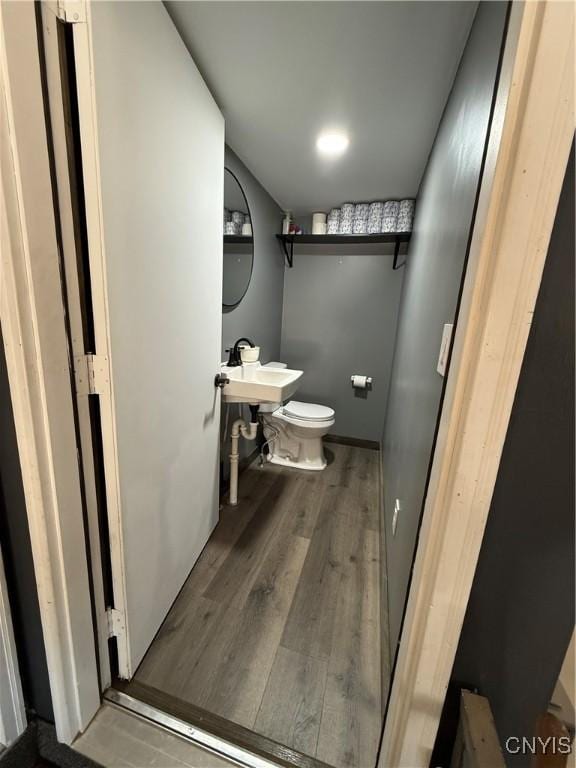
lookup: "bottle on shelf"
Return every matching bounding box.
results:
[281,211,292,235]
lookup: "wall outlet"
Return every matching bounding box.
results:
[392,498,401,536]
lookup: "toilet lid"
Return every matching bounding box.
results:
[282,400,335,422]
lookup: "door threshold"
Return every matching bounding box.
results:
[107,682,333,768]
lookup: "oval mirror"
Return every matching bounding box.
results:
[223,169,254,308]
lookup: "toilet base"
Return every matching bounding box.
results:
[267,452,327,472]
[263,406,333,473]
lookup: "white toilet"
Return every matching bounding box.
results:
[260,362,335,471]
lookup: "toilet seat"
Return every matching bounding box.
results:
[281,400,335,422]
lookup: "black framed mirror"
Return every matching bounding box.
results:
[223,169,254,308]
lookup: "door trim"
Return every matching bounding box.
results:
[379,1,574,765]
[0,0,100,743]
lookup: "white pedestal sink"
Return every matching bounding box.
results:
[220,363,303,405]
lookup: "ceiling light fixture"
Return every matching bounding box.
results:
[316,131,350,157]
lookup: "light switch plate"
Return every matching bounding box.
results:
[437,323,454,377]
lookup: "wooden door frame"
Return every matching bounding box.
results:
[0,546,26,748]
[1,0,573,759]
[39,0,114,689]
[0,26,26,742]
[0,0,100,744]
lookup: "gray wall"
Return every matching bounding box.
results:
[222,146,284,362]
[381,1,508,653]
[280,246,404,442]
[449,144,575,767]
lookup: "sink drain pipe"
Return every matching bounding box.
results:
[229,405,259,506]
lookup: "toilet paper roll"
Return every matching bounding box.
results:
[327,211,340,234]
[312,221,327,235]
[312,212,327,225]
[351,374,372,389]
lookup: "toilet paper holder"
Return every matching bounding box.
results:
[350,374,373,390]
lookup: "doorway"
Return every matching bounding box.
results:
[36,2,511,766]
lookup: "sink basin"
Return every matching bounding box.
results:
[221,364,303,404]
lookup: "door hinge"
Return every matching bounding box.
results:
[106,608,125,639]
[48,0,87,24]
[74,354,109,396]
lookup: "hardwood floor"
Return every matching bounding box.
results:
[134,444,386,768]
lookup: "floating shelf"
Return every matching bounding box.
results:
[276,232,411,269]
[224,235,254,244]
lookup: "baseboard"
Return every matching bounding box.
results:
[324,433,379,450]
[378,442,392,706]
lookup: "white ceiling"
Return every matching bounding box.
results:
[166,1,478,214]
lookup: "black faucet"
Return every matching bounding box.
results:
[226,337,255,367]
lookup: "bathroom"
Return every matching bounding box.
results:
[39,1,511,766]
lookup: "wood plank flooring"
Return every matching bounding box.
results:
[73,703,236,767]
[134,444,386,768]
